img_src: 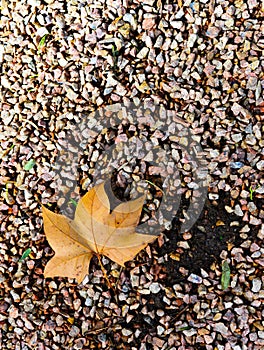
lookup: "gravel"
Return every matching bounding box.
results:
[0,0,263,349]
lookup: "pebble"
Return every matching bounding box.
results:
[136,47,149,59]
[256,160,264,171]
[183,328,197,337]
[234,205,243,216]
[214,323,229,336]
[66,87,79,101]
[69,325,80,337]
[252,279,262,293]
[208,193,219,200]
[188,274,202,284]
[10,290,20,303]
[149,282,161,294]
[249,216,262,225]
[122,329,133,336]
[1,1,263,349]
[157,325,165,335]
[230,162,244,169]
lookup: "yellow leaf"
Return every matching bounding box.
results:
[42,181,156,283]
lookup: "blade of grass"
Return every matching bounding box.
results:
[19,248,32,262]
[69,198,78,207]
[221,260,230,290]
[145,180,165,196]
[38,34,48,52]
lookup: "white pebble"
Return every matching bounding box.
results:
[157,325,165,335]
[149,282,161,294]
[183,328,196,336]
[214,322,229,335]
[252,278,261,293]
[122,329,133,336]
[188,273,202,284]
[234,205,243,216]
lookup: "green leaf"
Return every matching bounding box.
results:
[221,260,230,290]
[24,159,36,171]
[177,326,191,331]
[38,34,48,49]
[69,198,78,207]
[19,248,32,262]
[111,45,118,57]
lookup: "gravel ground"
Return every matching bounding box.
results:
[0,0,263,349]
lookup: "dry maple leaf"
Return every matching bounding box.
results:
[42,181,157,283]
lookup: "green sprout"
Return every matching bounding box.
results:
[19,248,32,262]
[111,45,119,57]
[69,198,78,207]
[221,260,230,290]
[177,326,191,331]
[37,34,48,54]
[24,159,36,171]
[111,45,119,70]
[249,185,260,201]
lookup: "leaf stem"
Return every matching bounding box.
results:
[96,253,112,290]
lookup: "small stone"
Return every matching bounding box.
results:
[183,328,197,336]
[216,220,225,226]
[246,76,258,90]
[256,160,264,171]
[152,337,165,347]
[106,75,119,87]
[214,322,229,335]
[206,26,220,38]
[123,13,136,29]
[14,327,24,336]
[188,274,202,284]
[249,216,262,225]
[213,313,222,321]
[252,279,261,293]
[85,297,93,306]
[157,325,165,335]
[258,331,264,339]
[234,205,243,216]
[200,269,209,278]
[56,315,64,326]
[8,305,19,318]
[240,190,249,198]
[91,150,99,162]
[66,87,79,101]
[240,225,250,233]
[177,241,190,249]
[250,243,260,252]
[10,290,20,303]
[149,282,161,294]
[122,329,133,336]
[231,134,243,142]
[136,47,149,59]
[231,103,243,116]
[231,189,240,198]
[142,18,155,30]
[35,26,49,37]
[230,162,244,169]
[225,206,234,213]
[209,193,219,200]
[69,325,80,337]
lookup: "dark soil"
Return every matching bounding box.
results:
[156,190,260,286]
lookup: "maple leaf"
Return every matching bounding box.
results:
[42,181,157,283]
